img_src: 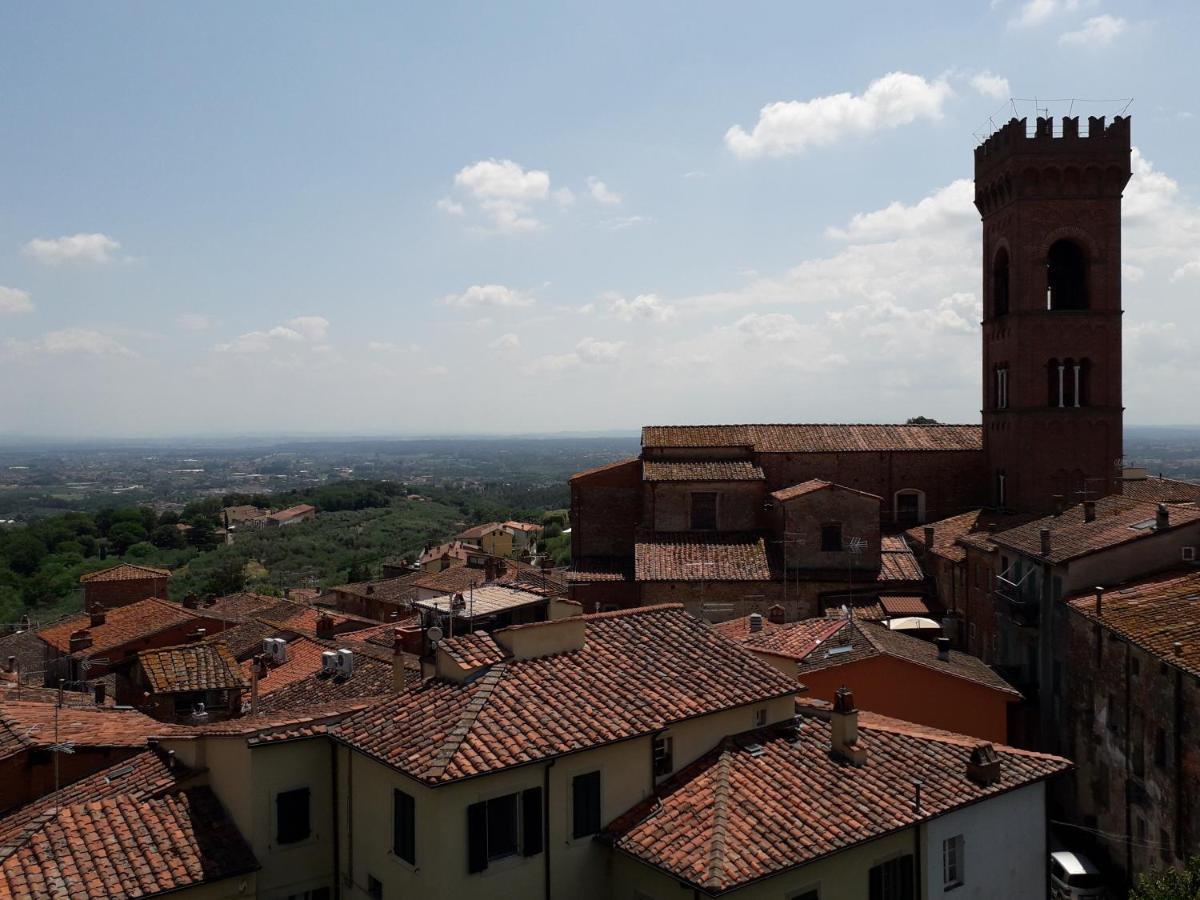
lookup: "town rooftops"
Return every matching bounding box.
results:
[1119,474,1200,505]
[37,598,208,658]
[1066,568,1200,678]
[566,558,635,584]
[437,632,508,670]
[905,508,984,563]
[770,479,881,503]
[456,522,506,541]
[0,786,257,900]
[222,503,266,524]
[160,698,381,741]
[418,540,484,567]
[503,520,543,532]
[413,584,547,619]
[78,563,170,584]
[990,496,1200,564]
[643,460,766,482]
[605,713,1069,894]
[878,535,924,583]
[641,423,982,453]
[635,531,774,582]
[137,642,244,694]
[332,604,798,785]
[0,702,161,761]
[267,503,315,523]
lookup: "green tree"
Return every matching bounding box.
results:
[126,541,156,559]
[187,521,220,551]
[151,524,187,550]
[201,557,247,598]
[1130,857,1200,900]
[905,416,940,425]
[4,533,47,577]
[108,521,148,554]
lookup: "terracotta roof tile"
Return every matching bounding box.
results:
[333,605,798,784]
[163,698,380,739]
[566,558,634,583]
[1119,476,1200,505]
[878,539,923,583]
[239,636,397,713]
[0,786,256,900]
[137,643,244,694]
[905,509,983,563]
[641,423,982,453]
[203,592,280,619]
[643,460,766,482]
[417,541,483,567]
[713,616,846,661]
[268,503,315,523]
[568,457,641,481]
[877,594,933,616]
[438,632,507,670]
[456,522,505,540]
[0,703,161,762]
[77,564,170,584]
[606,716,1067,893]
[503,520,543,532]
[37,599,204,657]
[770,479,881,502]
[635,532,773,581]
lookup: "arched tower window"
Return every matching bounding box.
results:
[992,247,1010,317]
[1046,240,1088,310]
[894,489,926,526]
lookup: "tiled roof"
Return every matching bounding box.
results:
[956,512,1042,554]
[456,522,505,540]
[333,605,799,784]
[991,496,1200,564]
[203,592,280,619]
[437,632,507,670]
[566,558,634,583]
[906,509,983,563]
[239,637,328,696]
[256,602,377,637]
[641,423,982,453]
[0,703,161,761]
[221,504,266,524]
[635,532,773,581]
[1120,476,1200,505]
[878,594,933,616]
[503,520,543,532]
[78,564,170,584]
[0,787,257,900]
[568,457,640,481]
[643,460,766,482]
[137,642,244,694]
[878,538,924,583]
[240,636,396,711]
[1065,569,1200,678]
[606,715,1068,893]
[200,620,282,659]
[268,503,315,522]
[770,479,881,503]
[713,617,846,661]
[163,699,379,739]
[0,629,48,685]
[37,599,203,657]
[418,541,483,566]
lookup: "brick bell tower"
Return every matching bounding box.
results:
[975,115,1131,514]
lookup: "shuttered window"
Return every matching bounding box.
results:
[868,854,914,900]
[572,771,602,838]
[467,788,543,873]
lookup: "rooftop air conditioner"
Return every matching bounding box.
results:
[321,650,339,674]
[336,649,354,677]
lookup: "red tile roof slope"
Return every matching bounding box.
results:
[606,716,1068,893]
[643,460,766,482]
[138,642,245,694]
[78,564,170,584]
[438,632,507,670]
[456,522,505,540]
[878,594,933,616]
[566,558,634,584]
[771,479,882,503]
[905,509,983,563]
[1120,476,1200,505]
[713,616,845,661]
[991,496,1200,564]
[37,599,202,656]
[568,457,641,482]
[333,605,799,784]
[163,699,380,739]
[0,703,161,761]
[635,532,773,581]
[0,787,257,900]
[1065,569,1200,677]
[203,592,280,619]
[878,538,924,583]
[641,423,982,453]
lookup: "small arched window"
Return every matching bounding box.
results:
[1047,240,1088,310]
[992,247,1010,317]
[894,490,926,526]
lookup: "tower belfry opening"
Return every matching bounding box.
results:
[1046,240,1087,310]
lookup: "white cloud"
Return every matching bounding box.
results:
[39,329,135,357]
[826,179,976,241]
[436,197,465,216]
[439,284,534,309]
[1009,0,1092,27]
[22,233,122,265]
[575,337,627,364]
[608,293,676,323]
[604,215,651,231]
[0,287,33,315]
[1171,260,1200,282]
[368,340,421,353]
[552,187,576,207]
[1059,14,1126,46]
[444,158,556,232]
[176,313,212,332]
[522,336,627,375]
[216,316,331,354]
[489,332,521,350]
[587,177,622,205]
[970,71,1011,99]
[725,72,953,159]
[287,316,330,341]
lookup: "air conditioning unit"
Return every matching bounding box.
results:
[261,637,288,664]
[1184,546,1197,563]
[320,650,339,674]
[335,649,354,677]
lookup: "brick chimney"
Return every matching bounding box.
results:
[936,637,951,662]
[829,686,867,766]
[966,743,1002,785]
[69,629,93,653]
[1040,527,1052,557]
[923,525,935,550]
[89,607,106,628]
[767,604,786,625]
[5,656,15,674]
[1157,503,1170,531]
[1083,500,1096,523]
[315,613,335,639]
[93,683,106,705]
[392,628,407,692]
[187,628,206,643]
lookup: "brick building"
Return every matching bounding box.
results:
[79,563,171,610]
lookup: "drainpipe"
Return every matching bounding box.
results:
[331,745,340,900]
[544,758,555,900]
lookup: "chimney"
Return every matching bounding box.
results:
[923,526,935,550]
[829,686,867,766]
[985,522,999,533]
[1083,500,1096,523]
[187,628,206,643]
[392,628,407,692]
[1157,503,1170,531]
[767,604,786,625]
[316,613,334,639]
[93,683,106,705]
[1053,495,1065,516]
[936,637,951,662]
[748,612,764,633]
[396,624,424,655]
[89,607,106,628]
[1040,528,1052,557]
[1174,641,1183,658]
[1094,586,1104,617]
[966,743,1002,785]
[182,593,199,610]
[69,629,93,653]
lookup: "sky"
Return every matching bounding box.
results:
[2,1,1198,438]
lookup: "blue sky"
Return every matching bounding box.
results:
[2,1,1198,437]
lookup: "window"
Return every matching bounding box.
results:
[992,247,1010,317]
[466,788,542,873]
[942,835,964,889]
[652,734,674,777]
[275,787,311,844]
[895,491,924,526]
[572,771,602,839]
[689,492,718,530]
[367,876,383,900]
[754,707,767,728]
[1154,727,1168,768]
[821,523,843,552]
[393,789,415,864]
[1047,239,1088,310]
[993,365,1009,410]
[869,854,915,900]
[995,470,1007,508]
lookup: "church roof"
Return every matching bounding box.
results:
[641,424,982,453]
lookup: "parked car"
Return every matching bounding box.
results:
[1050,850,1107,900]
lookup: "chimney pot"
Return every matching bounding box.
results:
[923,526,935,549]
[1157,503,1170,530]
[1040,527,1052,556]
[936,637,951,662]
[89,608,106,627]
[767,604,786,625]
[830,686,867,766]
[748,612,764,633]
[182,593,198,610]
[316,613,334,638]
[1083,500,1096,523]
[1174,641,1184,657]
[5,655,15,674]
[967,743,1003,785]
[1094,586,1104,617]
[93,683,106,705]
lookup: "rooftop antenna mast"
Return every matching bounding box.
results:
[846,536,867,619]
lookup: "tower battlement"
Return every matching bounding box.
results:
[974,116,1131,180]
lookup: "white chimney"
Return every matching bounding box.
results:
[1157,503,1170,531]
[748,612,764,633]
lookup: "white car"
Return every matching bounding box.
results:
[1050,851,1107,900]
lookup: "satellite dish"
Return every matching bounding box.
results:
[427,626,443,644]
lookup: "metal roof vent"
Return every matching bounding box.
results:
[744,742,766,757]
[748,612,764,633]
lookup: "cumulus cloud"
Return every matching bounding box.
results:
[587,177,622,205]
[1059,14,1126,46]
[826,179,976,241]
[439,284,534,309]
[38,329,136,357]
[608,293,676,323]
[0,287,33,315]
[724,72,953,159]
[522,336,627,375]
[1009,0,1092,27]
[22,233,122,265]
[575,336,627,363]
[441,158,559,232]
[216,316,331,354]
[971,71,1011,99]
[489,332,521,350]
[176,313,212,332]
